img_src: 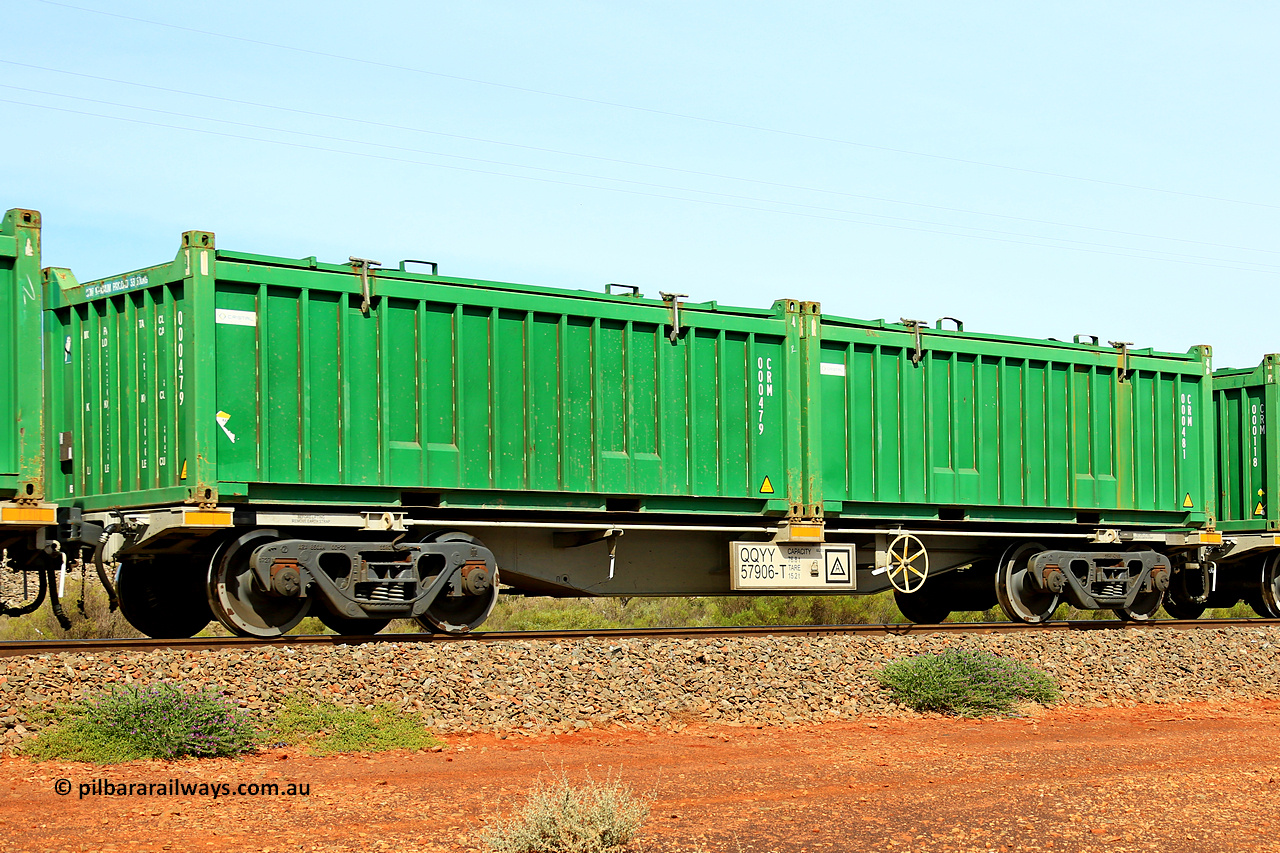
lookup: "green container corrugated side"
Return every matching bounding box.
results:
[810,314,1216,527]
[1,208,45,501]
[43,232,807,514]
[1212,355,1278,532]
[42,227,1217,529]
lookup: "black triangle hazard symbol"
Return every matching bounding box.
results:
[827,557,848,579]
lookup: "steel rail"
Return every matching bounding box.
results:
[2,617,1278,658]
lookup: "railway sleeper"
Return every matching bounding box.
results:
[1026,550,1170,610]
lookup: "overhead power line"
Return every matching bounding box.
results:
[9,82,1280,271]
[3,59,1277,261]
[31,0,1280,212]
[2,96,1276,276]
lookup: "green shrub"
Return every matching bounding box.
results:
[481,592,915,632]
[24,682,255,762]
[876,648,1059,717]
[481,772,650,853]
[265,695,441,754]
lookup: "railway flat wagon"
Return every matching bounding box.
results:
[37,222,1221,638]
[1203,356,1280,618]
[0,209,56,564]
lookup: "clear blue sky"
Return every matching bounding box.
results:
[7,1,1278,368]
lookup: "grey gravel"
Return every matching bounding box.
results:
[3,626,1279,746]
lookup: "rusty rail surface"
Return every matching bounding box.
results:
[2,617,1279,658]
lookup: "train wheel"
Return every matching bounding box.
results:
[315,608,390,636]
[1251,553,1280,618]
[207,530,310,638]
[1162,570,1207,620]
[117,559,213,638]
[1113,589,1164,622]
[995,542,1059,624]
[1162,594,1206,620]
[893,589,950,624]
[415,531,499,634]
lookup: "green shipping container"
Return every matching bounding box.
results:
[43,232,808,515]
[1,208,46,504]
[813,315,1216,528]
[1213,356,1278,532]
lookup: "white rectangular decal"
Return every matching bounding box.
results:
[730,542,855,590]
[820,362,846,376]
[215,308,257,327]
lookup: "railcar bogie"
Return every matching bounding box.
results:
[175,526,501,638]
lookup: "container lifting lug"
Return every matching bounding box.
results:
[350,257,382,317]
[1110,341,1133,382]
[900,318,925,366]
[398,259,438,274]
[14,480,41,506]
[659,292,688,345]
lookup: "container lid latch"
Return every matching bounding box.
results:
[659,292,688,345]
[900,318,925,366]
[350,257,382,316]
[1109,340,1134,382]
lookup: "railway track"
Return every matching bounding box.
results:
[3,616,1279,657]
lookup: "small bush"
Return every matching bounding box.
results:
[265,695,441,754]
[24,682,255,762]
[481,772,650,853]
[877,648,1059,717]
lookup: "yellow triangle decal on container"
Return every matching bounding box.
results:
[1256,502,1266,517]
[1183,493,1194,508]
[759,476,775,495]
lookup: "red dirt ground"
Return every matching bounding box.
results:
[3,700,1279,853]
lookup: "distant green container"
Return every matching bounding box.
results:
[812,315,1216,527]
[43,232,806,514]
[1,208,45,502]
[1213,356,1278,532]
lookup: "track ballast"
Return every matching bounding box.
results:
[3,616,1277,657]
